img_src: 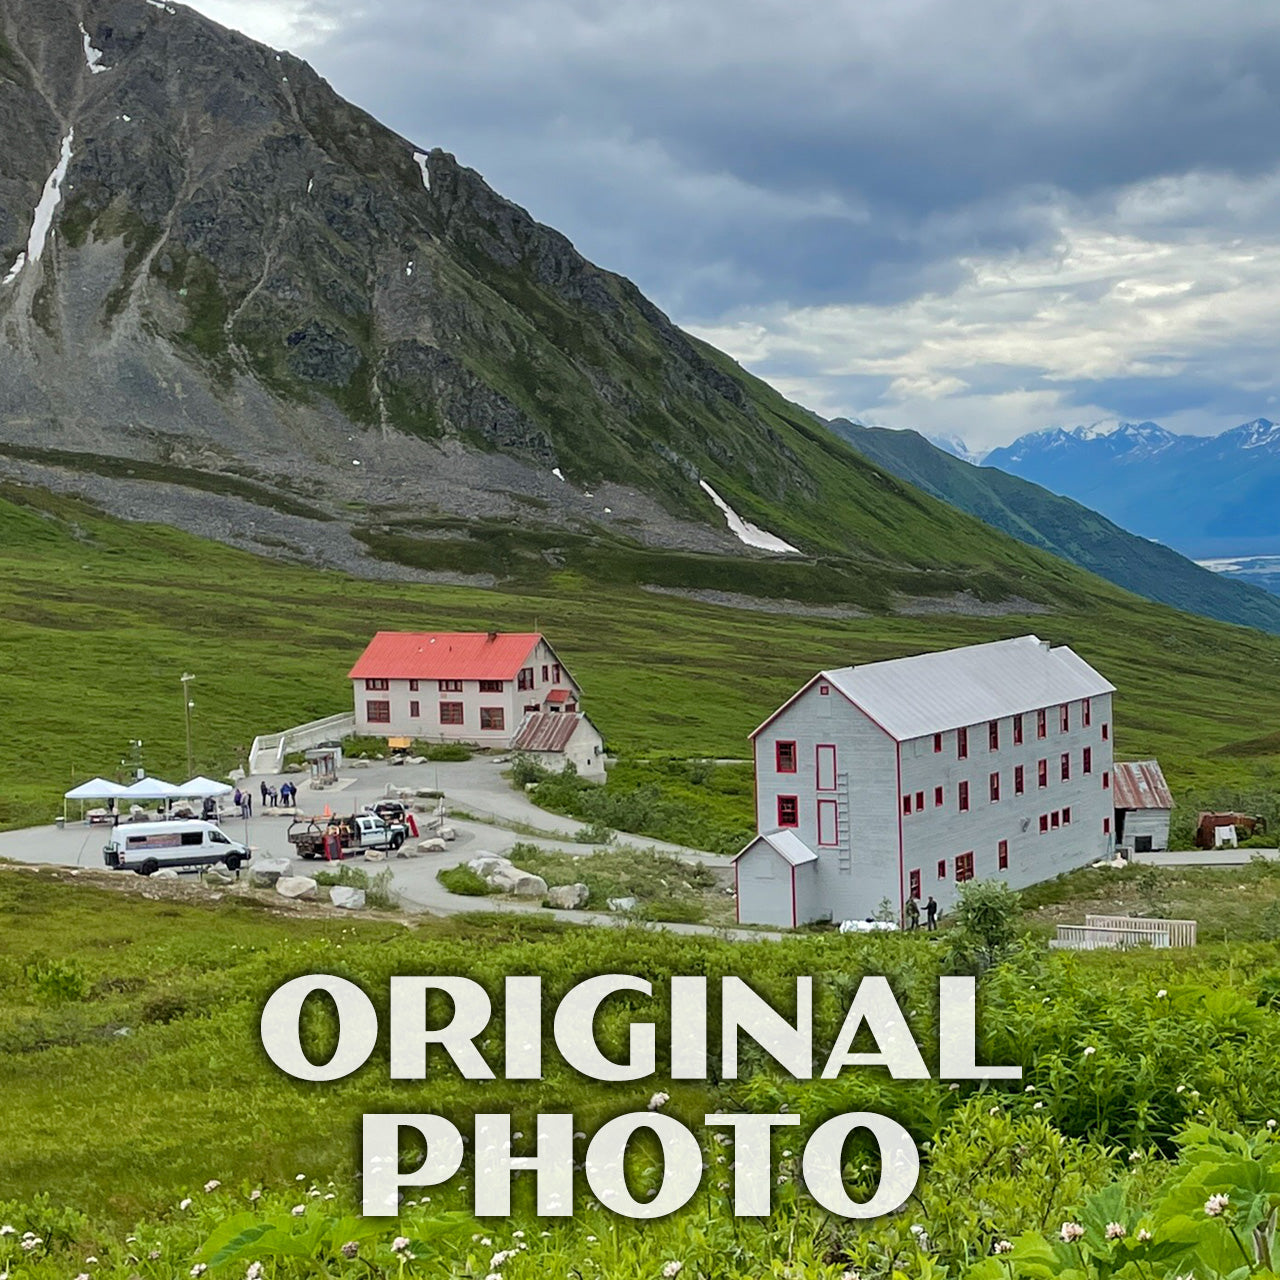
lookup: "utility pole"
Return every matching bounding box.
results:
[180,673,196,778]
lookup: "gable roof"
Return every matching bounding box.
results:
[1113,760,1174,811]
[733,829,818,866]
[349,632,541,681]
[512,711,596,754]
[756,635,1114,742]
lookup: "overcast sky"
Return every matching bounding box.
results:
[193,0,1280,449]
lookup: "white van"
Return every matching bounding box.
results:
[103,819,250,875]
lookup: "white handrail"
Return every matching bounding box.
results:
[249,712,357,775]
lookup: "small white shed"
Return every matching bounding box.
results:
[733,830,821,928]
[1113,760,1174,853]
[512,711,606,782]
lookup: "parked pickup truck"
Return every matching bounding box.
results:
[287,813,409,860]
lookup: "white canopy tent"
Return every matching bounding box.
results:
[62,777,129,825]
[120,777,181,803]
[177,776,233,798]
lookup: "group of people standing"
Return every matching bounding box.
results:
[904,895,939,931]
[259,780,298,809]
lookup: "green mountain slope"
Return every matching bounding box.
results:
[830,420,1280,633]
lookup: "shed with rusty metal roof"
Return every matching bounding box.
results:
[512,711,606,782]
[1113,759,1173,853]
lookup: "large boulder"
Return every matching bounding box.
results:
[607,896,638,912]
[547,883,589,910]
[467,854,511,878]
[152,868,179,880]
[277,876,317,899]
[417,838,447,854]
[330,886,366,910]
[488,867,548,897]
[249,857,292,888]
[203,867,235,885]
[365,847,387,862]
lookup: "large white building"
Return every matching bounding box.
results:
[735,635,1116,928]
[348,632,581,748]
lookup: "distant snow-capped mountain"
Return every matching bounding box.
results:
[982,418,1280,558]
[926,433,989,466]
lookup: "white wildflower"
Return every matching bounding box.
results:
[179,1198,192,1210]
[993,1241,1013,1255]
[662,1263,684,1278]
[1060,1222,1085,1243]
[246,1265,263,1280]
[1137,1229,1153,1243]
[1106,1223,1126,1240]
[191,1266,208,1278]
[648,1091,670,1111]
[1083,1046,1096,1057]
[392,1237,411,1254]
[1205,1193,1230,1216]
[204,1180,220,1193]
[1157,989,1167,998]
[291,1205,305,1216]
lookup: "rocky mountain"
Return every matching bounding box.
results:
[830,421,1280,633]
[983,418,1280,562]
[0,0,1153,617]
[926,433,988,466]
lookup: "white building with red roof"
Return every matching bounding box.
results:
[348,632,581,747]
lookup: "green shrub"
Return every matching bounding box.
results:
[510,752,549,786]
[436,865,495,896]
[23,956,89,1005]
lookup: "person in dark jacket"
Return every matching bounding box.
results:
[925,896,938,930]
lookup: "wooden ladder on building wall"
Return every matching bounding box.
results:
[836,771,852,873]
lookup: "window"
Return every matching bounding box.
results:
[409,679,419,692]
[1083,698,1092,727]
[1062,806,1072,825]
[1014,765,1025,795]
[989,771,1000,802]
[933,733,943,753]
[1038,758,1048,788]
[1104,817,1111,835]
[909,869,921,899]
[957,727,968,759]
[958,781,970,812]
[818,800,839,846]
[479,680,504,693]
[1051,811,1060,829]
[1061,752,1071,781]
[438,680,462,693]
[1102,770,1110,790]
[989,720,1000,751]
[1037,709,1047,739]
[937,859,947,879]
[409,700,420,717]
[956,852,975,882]
[915,790,925,811]
[1039,814,1049,833]
[517,667,535,691]
[816,745,837,790]
[934,786,944,807]
[1083,747,1092,774]
[1013,714,1024,746]
[366,700,390,723]
[1102,723,1109,740]
[776,741,797,773]
[552,663,562,683]
[777,796,799,827]
[480,707,505,731]
[1060,703,1070,732]
[439,702,464,725]
[902,794,913,815]
[819,684,830,696]
[998,839,1009,870]
[542,664,550,682]
[364,678,389,691]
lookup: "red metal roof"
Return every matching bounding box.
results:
[545,689,571,704]
[512,711,585,753]
[349,632,541,681]
[1113,760,1174,811]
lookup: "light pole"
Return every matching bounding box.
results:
[180,673,196,778]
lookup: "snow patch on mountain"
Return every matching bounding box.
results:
[79,23,109,73]
[413,152,430,192]
[699,481,800,554]
[2,130,74,286]
[927,433,988,465]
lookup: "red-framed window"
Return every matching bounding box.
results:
[1102,770,1110,790]
[1083,747,1092,774]
[517,667,535,691]
[934,785,944,807]
[1038,758,1048,788]
[364,678,389,691]
[1037,709,1047,739]
[366,700,390,723]
[903,794,913,815]
[1014,765,1025,795]
[819,683,830,696]
[933,733,943,753]
[542,664,550,682]
[438,680,462,693]
[998,839,1009,870]
[816,744,837,790]
[1059,703,1070,732]
[817,800,839,847]
[1104,817,1111,835]
[409,679,419,691]
[956,852,975,882]
[1051,811,1061,829]
[479,680,504,693]
[915,790,925,810]
[777,795,799,827]
[988,720,1000,751]
[937,859,947,879]
[1013,714,1024,746]
[958,781,970,812]
[480,707,505,731]
[409,700,420,717]
[957,727,968,759]
[439,702,464,725]
[1102,722,1109,740]
[909,869,921,899]
[776,741,797,773]
[1083,698,1092,727]
[1061,752,1071,781]
[553,663,562,683]
[1039,814,1049,833]
[989,771,1000,802]
[1063,806,1072,824]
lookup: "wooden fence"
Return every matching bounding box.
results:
[1051,915,1197,950]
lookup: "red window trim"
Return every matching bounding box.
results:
[1102,723,1110,740]
[1104,817,1111,835]
[934,785,944,807]
[909,869,921,899]
[956,852,974,882]
[775,740,798,773]
[364,678,389,691]
[1103,770,1110,790]
[1063,806,1072,825]
[1037,709,1047,739]
[408,679,419,692]
[438,680,462,693]
[1038,758,1048,788]
[479,707,506,731]
[1051,811,1061,829]
[988,720,1000,751]
[439,702,464,725]
[957,727,968,759]
[1083,747,1092,774]
[1061,752,1071,781]
[777,795,799,828]
[989,771,1000,802]
[817,799,839,847]
[1014,764,1025,795]
[365,700,390,724]
[958,780,970,812]
[816,744,837,791]
[933,733,943,753]
[409,700,420,717]
[478,679,505,694]
[915,790,925,810]
[903,794,913,815]
[937,859,947,879]
[1083,698,1092,727]
[1013,715,1024,745]
[1039,814,1049,833]
[998,839,1009,870]
[1060,703,1070,732]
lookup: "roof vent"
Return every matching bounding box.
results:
[487,630,498,642]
